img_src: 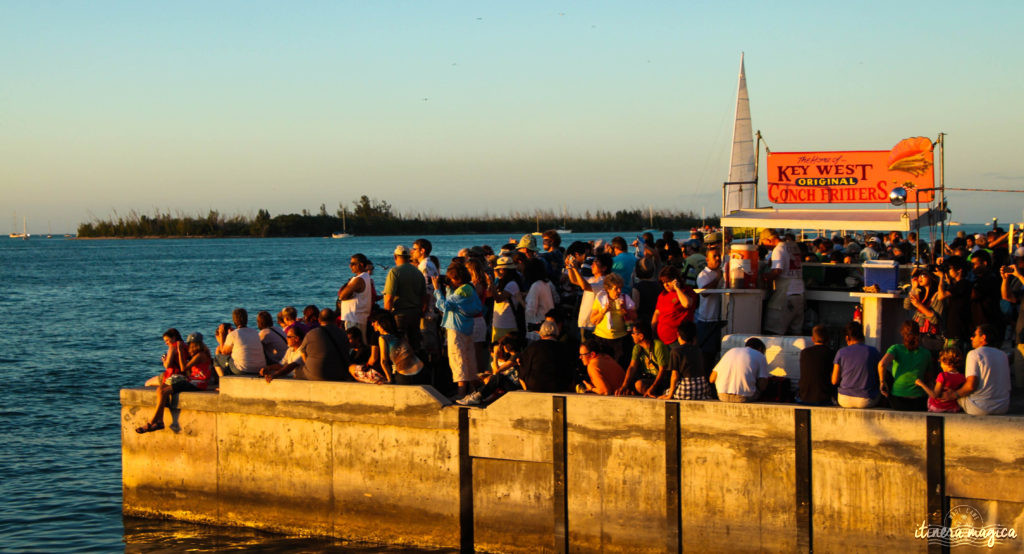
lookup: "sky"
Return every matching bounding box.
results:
[2,1,1023,234]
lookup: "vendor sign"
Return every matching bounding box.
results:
[767,137,935,204]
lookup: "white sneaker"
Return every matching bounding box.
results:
[456,391,484,406]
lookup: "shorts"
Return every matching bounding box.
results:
[672,377,711,400]
[447,329,478,383]
[837,393,879,409]
[718,392,756,403]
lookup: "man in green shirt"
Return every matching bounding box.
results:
[384,245,428,351]
[617,322,671,397]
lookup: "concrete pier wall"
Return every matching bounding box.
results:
[121,377,1024,552]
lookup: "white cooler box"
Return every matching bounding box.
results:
[720,334,812,388]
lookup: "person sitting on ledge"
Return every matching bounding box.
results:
[302,304,321,330]
[619,322,670,397]
[261,326,306,382]
[137,332,213,434]
[145,328,185,387]
[577,339,625,395]
[797,325,835,406]
[257,310,287,366]
[709,337,769,403]
[262,309,349,382]
[946,324,1011,415]
[662,320,711,401]
[457,333,525,406]
[214,308,265,377]
[518,321,575,394]
[832,322,881,409]
[369,311,426,385]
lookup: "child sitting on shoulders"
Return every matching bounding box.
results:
[915,348,966,413]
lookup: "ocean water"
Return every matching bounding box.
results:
[0,223,1003,551]
[0,231,618,552]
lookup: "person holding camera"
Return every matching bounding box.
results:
[1000,247,1024,390]
[433,263,484,400]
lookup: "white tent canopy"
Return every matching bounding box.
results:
[720,207,946,232]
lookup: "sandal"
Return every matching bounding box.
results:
[135,421,164,434]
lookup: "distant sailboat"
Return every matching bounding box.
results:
[556,206,572,234]
[331,210,352,239]
[723,52,757,215]
[9,217,28,239]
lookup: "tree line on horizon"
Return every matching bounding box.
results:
[76,195,716,238]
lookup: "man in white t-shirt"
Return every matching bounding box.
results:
[951,324,1011,415]
[215,308,266,376]
[709,337,770,402]
[338,253,374,343]
[760,228,805,335]
[696,246,724,368]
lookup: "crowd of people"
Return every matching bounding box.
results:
[135,226,1021,433]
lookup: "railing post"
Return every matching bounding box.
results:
[553,396,569,553]
[458,407,473,553]
[666,402,681,553]
[795,409,812,552]
[926,416,948,554]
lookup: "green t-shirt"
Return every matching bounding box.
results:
[384,263,426,312]
[886,344,931,398]
[631,340,670,378]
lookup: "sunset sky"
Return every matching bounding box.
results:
[3,1,1022,234]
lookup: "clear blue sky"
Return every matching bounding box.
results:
[2,1,1022,233]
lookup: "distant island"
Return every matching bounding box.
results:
[77,196,715,238]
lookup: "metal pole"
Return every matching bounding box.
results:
[938,133,946,246]
[754,131,762,208]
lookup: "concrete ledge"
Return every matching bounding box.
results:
[123,384,1024,552]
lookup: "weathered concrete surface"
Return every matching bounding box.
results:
[678,401,797,552]
[472,458,554,553]
[122,377,460,549]
[123,380,1024,552]
[469,391,553,463]
[946,497,1024,553]
[121,389,220,524]
[945,415,1024,503]
[812,408,926,553]
[565,395,668,553]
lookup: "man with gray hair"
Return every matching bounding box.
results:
[518,320,575,393]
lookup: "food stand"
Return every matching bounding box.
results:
[715,205,946,350]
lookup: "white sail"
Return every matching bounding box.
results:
[724,52,756,214]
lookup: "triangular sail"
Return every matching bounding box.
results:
[725,53,756,214]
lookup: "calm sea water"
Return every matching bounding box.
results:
[0,231,619,552]
[0,224,1000,551]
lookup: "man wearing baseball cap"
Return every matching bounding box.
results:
[384,245,428,351]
